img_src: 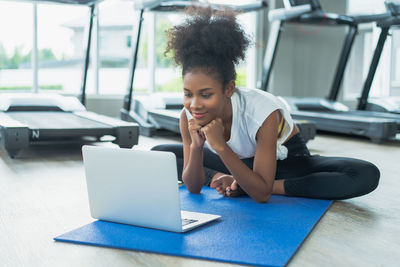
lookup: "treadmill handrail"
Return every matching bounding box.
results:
[352,13,392,24]
[149,0,268,13]
[289,11,355,26]
[16,0,103,4]
[268,4,311,21]
[377,16,400,27]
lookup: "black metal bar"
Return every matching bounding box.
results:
[328,25,358,101]
[260,20,283,92]
[124,9,144,112]
[357,27,390,110]
[80,4,95,106]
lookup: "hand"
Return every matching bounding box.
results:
[210,174,245,197]
[188,119,206,148]
[201,118,226,152]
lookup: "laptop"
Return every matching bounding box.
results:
[82,145,221,233]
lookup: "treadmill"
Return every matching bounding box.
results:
[120,0,317,143]
[0,0,139,158]
[261,0,398,143]
[356,2,400,115]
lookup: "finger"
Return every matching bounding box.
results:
[226,186,231,196]
[199,129,206,139]
[200,126,207,134]
[210,179,222,188]
[228,190,240,197]
[231,180,238,191]
[216,117,223,124]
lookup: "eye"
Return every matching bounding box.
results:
[184,92,192,98]
[201,93,212,99]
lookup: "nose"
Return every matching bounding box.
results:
[190,96,203,110]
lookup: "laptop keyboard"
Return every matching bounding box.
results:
[182,218,198,226]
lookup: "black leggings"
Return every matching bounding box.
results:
[152,133,380,200]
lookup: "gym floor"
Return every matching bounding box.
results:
[0,133,399,266]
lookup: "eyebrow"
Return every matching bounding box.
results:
[183,88,213,92]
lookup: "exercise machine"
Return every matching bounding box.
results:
[262,0,398,143]
[357,1,400,115]
[0,0,139,158]
[120,0,317,143]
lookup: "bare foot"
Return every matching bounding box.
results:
[210,174,245,197]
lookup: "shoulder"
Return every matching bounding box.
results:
[256,110,280,145]
[235,88,280,121]
[235,87,278,107]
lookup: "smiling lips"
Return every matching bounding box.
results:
[192,112,208,119]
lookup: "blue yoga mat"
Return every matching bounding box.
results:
[55,186,332,267]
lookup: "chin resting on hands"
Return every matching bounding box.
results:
[201,118,226,152]
[188,119,206,148]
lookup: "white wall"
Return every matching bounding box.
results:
[269,0,348,101]
[86,95,124,118]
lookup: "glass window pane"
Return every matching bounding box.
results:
[155,13,183,93]
[0,1,33,92]
[347,0,386,14]
[37,2,90,95]
[391,29,400,92]
[98,0,148,95]
[155,10,258,93]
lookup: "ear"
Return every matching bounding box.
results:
[224,80,235,97]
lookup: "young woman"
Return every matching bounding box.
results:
[152,6,380,203]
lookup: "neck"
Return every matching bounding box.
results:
[221,97,233,125]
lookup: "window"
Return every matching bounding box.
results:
[154,13,183,94]
[344,0,395,100]
[0,0,262,98]
[126,35,132,48]
[98,0,149,95]
[37,2,88,94]
[154,5,260,93]
[390,29,400,96]
[0,1,33,92]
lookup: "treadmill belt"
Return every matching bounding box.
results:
[6,112,110,129]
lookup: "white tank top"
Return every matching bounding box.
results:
[185,87,294,160]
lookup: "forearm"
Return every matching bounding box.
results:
[216,145,272,203]
[182,145,205,193]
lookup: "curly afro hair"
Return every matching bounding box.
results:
[165,5,251,88]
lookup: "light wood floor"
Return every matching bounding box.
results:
[1,133,399,267]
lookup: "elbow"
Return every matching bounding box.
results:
[182,175,203,194]
[185,184,202,194]
[253,193,271,204]
[187,188,202,194]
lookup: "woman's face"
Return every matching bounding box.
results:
[183,71,233,126]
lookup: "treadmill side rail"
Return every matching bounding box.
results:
[74,111,139,148]
[291,111,398,143]
[0,113,30,158]
[114,126,139,148]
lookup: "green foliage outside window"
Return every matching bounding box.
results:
[0,43,57,69]
[156,18,174,68]
[155,67,247,93]
[0,85,62,91]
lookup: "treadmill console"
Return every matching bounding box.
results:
[30,0,103,5]
[285,0,321,10]
[385,1,400,16]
